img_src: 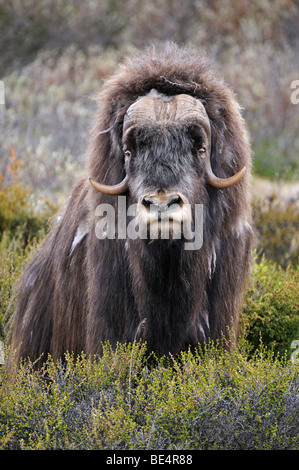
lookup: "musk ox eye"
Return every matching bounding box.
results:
[124,150,131,159]
[198,147,206,157]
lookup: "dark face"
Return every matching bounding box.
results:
[123,121,209,241]
[124,123,208,198]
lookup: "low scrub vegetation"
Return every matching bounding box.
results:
[241,257,299,359]
[253,193,299,269]
[1,341,299,450]
[0,149,56,243]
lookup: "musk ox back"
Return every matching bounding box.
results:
[11,43,252,365]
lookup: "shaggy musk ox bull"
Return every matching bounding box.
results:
[11,43,253,365]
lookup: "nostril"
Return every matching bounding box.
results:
[141,195,184,211]
[142,198,154,209]
[167,196,183,208]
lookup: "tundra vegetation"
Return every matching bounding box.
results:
[0,0,298,450]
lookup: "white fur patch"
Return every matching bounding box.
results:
[70,224,89,256]
[202,311,210,331]
[199,323,206,340]
[233,218,253,239]
[208,244,217,279]
[145,88,175,102]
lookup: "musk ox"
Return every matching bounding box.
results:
[11,43,252,365]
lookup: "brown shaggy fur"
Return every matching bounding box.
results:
[11,42,252,365]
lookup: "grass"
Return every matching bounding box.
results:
[241,257,299,359]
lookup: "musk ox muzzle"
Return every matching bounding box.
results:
[136,189,191,240]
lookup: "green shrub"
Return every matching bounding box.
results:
[253,193,299,268]
[0,232,40,342]
[241,256,299,359]
[0,155,57,341]
[1,342,299,450]
[252,138,299,181]
[0,151,56,244]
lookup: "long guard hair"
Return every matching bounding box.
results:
[11,42,253,365]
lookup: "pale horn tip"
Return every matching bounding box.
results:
[89,175,129,195]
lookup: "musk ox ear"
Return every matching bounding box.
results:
[209,121,225,175]
[101,107,133,191]
[87,104,131,193]
[109,102,137,161]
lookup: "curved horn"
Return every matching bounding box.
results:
[168,95,246,188]
[206,157,246,188]
[89,175,129,195]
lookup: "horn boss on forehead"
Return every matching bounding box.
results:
[123,93,211,130]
